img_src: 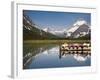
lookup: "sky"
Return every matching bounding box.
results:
[23,10,91,31]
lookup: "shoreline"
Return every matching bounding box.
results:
[23,40,91,44]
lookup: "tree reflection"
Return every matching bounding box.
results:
[23,43,57,69]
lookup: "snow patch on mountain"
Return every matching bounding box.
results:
[67,19,88,33]
[73,20,87,26]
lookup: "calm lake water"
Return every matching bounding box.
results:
[23,43,91,69]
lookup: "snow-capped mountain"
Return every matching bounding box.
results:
[67,19,88,33]
[30,18,91,39]
[65,19,90,38]
[43,28,66,38]
[43,28,50,32]
[50,30,66,38]
[42,19,90,38]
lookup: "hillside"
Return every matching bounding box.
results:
[23,14,59,40]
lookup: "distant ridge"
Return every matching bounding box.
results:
[23,14,59,40]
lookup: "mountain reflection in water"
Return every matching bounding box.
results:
[23,43,91,69]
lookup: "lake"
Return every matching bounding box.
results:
[23,43,91,69]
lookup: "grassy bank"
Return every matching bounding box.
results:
[23,40,90,44]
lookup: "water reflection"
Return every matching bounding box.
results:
[59,50,90,62]
[23,43,91,69]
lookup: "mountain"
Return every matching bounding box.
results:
[42,19,91,39]
[65,19,90,38]
[48,30,66,38]
[23,14,59,40]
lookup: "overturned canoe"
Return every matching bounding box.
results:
[60,43,91,51]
